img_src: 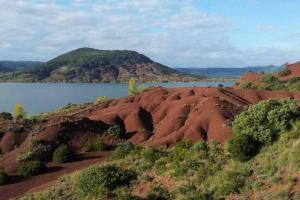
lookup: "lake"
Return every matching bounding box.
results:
[0,82,233,114]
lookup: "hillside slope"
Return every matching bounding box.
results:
[0,48,202,83]
[1,87,300,199]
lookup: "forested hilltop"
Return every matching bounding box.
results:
[0,48,203,83]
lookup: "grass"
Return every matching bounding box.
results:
[17,120,300,200]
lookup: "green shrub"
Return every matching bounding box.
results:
[52,144,73,163]
[0,171,9,185]
[143,148,168,164]
[227,134,261,161]
[95,96,109,104]
[0,112,13,120]
[169,139,193,162]
[17,140,53,163]
[107,125,123,137]
[17,160,46,177]
[193,140,208,152]
[77,165,137,197]
[145,186,173,200]
[214,171,246,197]
[239,82,258,89]
[85,137,107,152]
[232,99,299,145]
[110,142,135,160]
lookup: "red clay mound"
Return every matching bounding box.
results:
[87,87,300,146]
[234,72,262,88]
[279,61,300,81]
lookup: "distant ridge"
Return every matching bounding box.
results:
[0,48,202,83]
[176,65,283,78]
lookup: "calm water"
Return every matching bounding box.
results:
[0,82,233,114]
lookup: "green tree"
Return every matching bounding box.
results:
[128,78,137,96]
[13,103,25,120]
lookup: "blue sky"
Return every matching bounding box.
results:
[0,0,299,68]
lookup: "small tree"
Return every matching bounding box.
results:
[13,103,25,120]
[128,78,137,96]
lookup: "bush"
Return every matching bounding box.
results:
[77,165,137,197]
[169,139,193,162]
[17,140,53,163]
[145,186,173,200]
[17,160,46,177]
[239,82,257,89]
[107,125,123,137]
[0,112,13,120]
[95,96,109,104]
[227,134,261,161]
[52,144,73,163]
[214,171,246,197]
[232,99,299,145]
[0,171,9,185]
[110,142,135,160]
[193,140,208,152]
[85,137,107,152]
[143,148,168,164]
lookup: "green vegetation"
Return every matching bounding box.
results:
[85,137,107,152]
[107,124,123,137]
[52,144,73,163]
[95,96,109,104]
[13,103,25,120]
[240,73,300,92]
[17,160,46,177]
[0,48,200,83]
[16,98,300,200]
[128,78,137,96]
[232,99,299,145]
[0,112,13,120]
[77,165,137,198]
[17,139,53,163]
[0,171,9,185]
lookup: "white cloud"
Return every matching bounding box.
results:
[0,0,298,67]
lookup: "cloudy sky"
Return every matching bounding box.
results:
[0,0,300,68]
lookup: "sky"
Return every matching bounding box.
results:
[0,0,300,68]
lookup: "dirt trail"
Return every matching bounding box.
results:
[0,151,110,200]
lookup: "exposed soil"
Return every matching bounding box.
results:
[0,151,110,200]
[1,86,300,199]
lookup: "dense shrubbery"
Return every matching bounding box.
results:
[232,99,299,145]
[0,171,9,185]
[0,112,13,120]
[229,99,300,161]
[17,139,53,163]
[85,137,107,152]
[52,144,73,163]
[143,148,168,164]
[109,141,136,160]
[17,160,46,177]
[77,165,137,198]
[227,134,261,161]
[107,125,123,137]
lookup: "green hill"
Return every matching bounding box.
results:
[0,48,202,83]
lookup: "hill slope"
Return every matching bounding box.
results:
[0,61,42,72]
[0,48,202,83]
[176,65,282,78]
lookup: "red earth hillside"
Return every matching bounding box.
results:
[1,86,300,199]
